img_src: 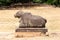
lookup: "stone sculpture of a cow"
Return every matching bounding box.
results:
[14,11,47,28]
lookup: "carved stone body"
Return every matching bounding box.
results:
[14,11,47,28]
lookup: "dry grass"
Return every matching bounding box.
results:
[0,6,60,40]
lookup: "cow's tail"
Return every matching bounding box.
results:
[45,19,47,23]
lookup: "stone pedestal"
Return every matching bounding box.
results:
[15,28,48,38]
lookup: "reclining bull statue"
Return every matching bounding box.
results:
[14,11,47,28]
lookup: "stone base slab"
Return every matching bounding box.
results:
[15,32,47,38]
[15,28,48,38]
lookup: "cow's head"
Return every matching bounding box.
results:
[14,11,24,18]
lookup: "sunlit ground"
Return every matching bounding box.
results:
[0,6,60,40]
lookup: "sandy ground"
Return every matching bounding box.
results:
[0,6,60,40]
[0,32,60,40]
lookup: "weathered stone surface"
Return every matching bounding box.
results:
[14,11,47,28]
[15,32,45,37]
[15,28,48,32]
[15,28,48,37]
